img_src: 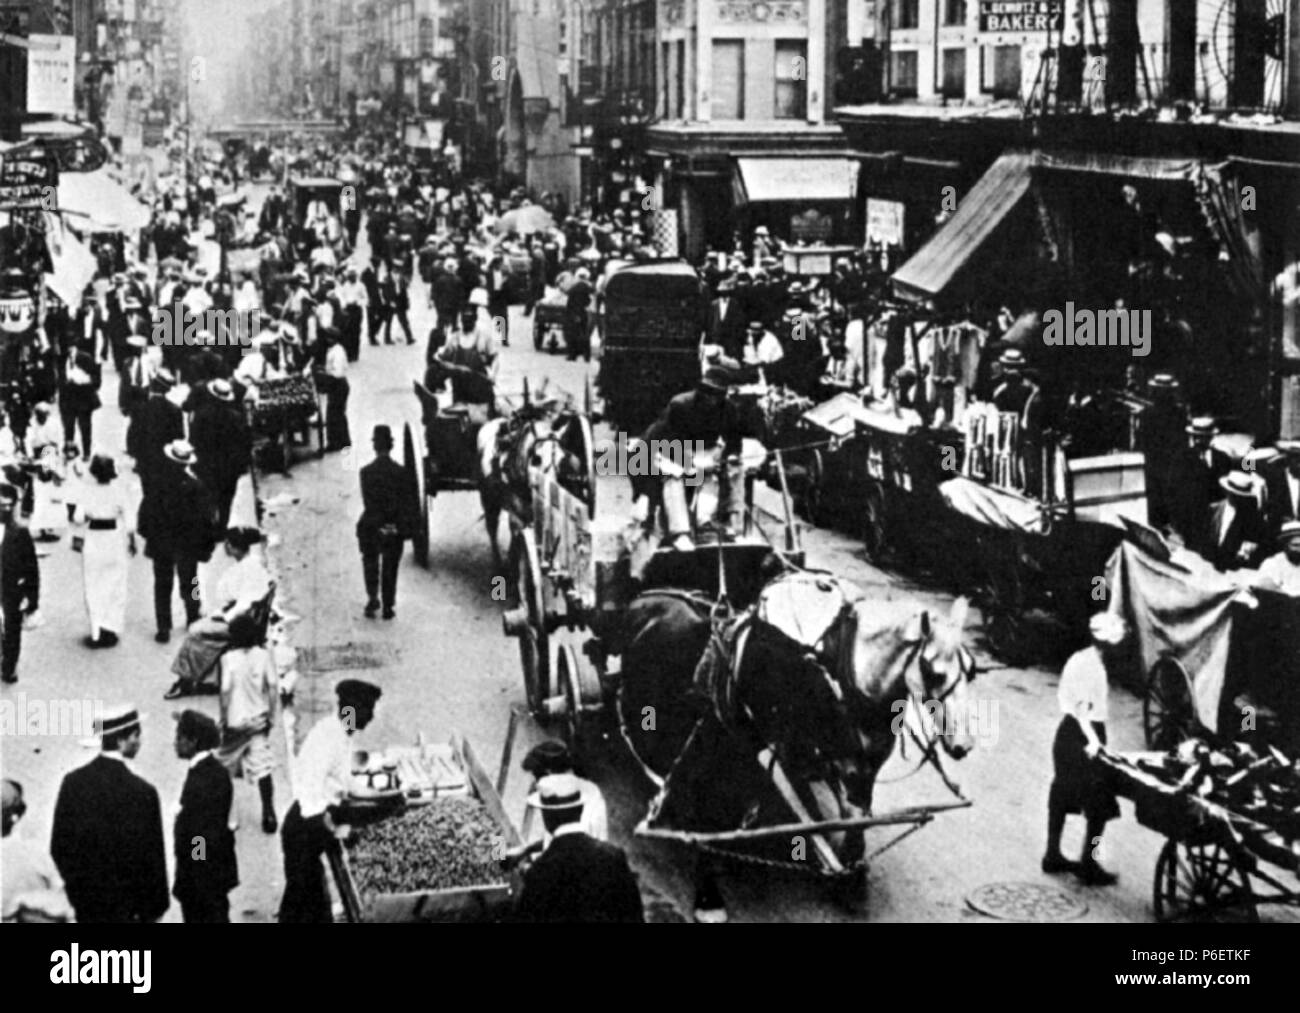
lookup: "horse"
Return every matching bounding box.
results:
[611,569,977,919]
[475,396,591,571]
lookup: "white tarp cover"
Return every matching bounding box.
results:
[58,169,151,233]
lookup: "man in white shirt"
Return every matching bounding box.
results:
[279,679,381,923]
[743,320,784,367]
[1257,521,1300,595]
[1043,612,1126,886]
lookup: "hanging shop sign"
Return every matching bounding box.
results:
[978,1,1063,33]
[0,291,37,334]
[0,155,58,212]
[866,198,905,247]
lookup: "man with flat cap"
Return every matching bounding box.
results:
[357,425,417,619]
[50,703,169,923]
[514,774,643,923]
[172,709,238,922]
[279,679,382,923]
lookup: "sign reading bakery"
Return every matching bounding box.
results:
[978,0,1063,33]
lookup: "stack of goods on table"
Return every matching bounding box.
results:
[1121,739,1300,862]
[251,375,317,430]
[344,797,507,896]
[350,743,469,800]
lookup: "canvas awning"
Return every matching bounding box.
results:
[57,168,151,233]
[891,152,1034,304]
[732,157,859,205]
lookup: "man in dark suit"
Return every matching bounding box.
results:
[564,268,594,362]
[172,710,237,923]
[361,259,386,346]
[356,425,416,620]
[57,344,102,460]
[514,774,643,923]
[127,368,185,500]
[0,484,39,684]
[138,441,219,643]
[1171,417,1232,550]
[191,379,252,531]
[1264,442,1300,534]
[431,258,467,330]
[1201,472,1270,571]
[50,704,169,923]
[706,276,748,361]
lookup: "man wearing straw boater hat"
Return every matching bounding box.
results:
[50,703,169,923]
[1203,470,1269,571]
[514,774,643,923]
[1257,520,1300,595]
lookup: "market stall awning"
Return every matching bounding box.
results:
[732,157,859,204]
[57,168,152,233]
[891,152,1033,304]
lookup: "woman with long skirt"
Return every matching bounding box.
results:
[72,455,135,648]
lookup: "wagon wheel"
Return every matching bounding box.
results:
[1144,656,1197,751]
[402,424,430,568]
[861,482,889,563]
[1153,840,1258,923]
[571,413,597,518]
[533,315,544,351]
[553,642,581,752]
[513,529,550,715]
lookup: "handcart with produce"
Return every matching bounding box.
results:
[247,373,325,472]
[327,734,523,923]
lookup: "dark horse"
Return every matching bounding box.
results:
[609,569,977,920]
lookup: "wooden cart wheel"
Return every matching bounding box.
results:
[1144,655,1196,751]
[533,316,544,350]
[402,424,430,568]
[554,642,581,752]
[861,483,888,563]
[514,529,550,715]
[982,538,1034,666]
[1153,840,1258,923]
[572,413,598,518]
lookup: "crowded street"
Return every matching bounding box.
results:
[2,0,1300,940]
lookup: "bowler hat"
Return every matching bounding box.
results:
[522,740,573,777]
[336,678,382,711]
[372,424,394,450]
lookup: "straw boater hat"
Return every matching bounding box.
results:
[209,378,235,402]
[999,348,1028,370]
[1220,471,1262,499]
[1279,521,1300,544]
[163,439,196,466]
[1186,417,1218,438]
[1088,613,1127,647]
[126,334,149,349]
[80,702,143,747]
[1147,373,1179,392]
[1276,440,1300,457]
[526,772,584,812]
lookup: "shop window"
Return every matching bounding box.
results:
[712,39,744,119]
[941,47,966,98]
[943,0,967,26]
[775,40,808,119]
[891,50,919,98]
[893,0,920,30]
[991,44,1021,98]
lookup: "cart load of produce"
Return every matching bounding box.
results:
[345,797,507,895]
[1125,739,1300,842]
[251,375,317,429]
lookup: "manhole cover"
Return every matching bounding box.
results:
[966,882,1088,922]
[298,643,397,673]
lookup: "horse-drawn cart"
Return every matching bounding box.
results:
[327,734,523,923]
[503,439,979,912]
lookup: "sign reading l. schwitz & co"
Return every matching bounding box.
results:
[978,0,1063,33]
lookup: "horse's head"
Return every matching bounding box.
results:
[849,596,977,761]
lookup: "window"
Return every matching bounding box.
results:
[992,44,1021,98]
[891,50,918,97]
[941,48,966,98]
[676,40,686,118]
[775,40,807,119]
[943,0,967,26]
[711,40,744,119]
[893,0,919,30]
[662,40,671,116]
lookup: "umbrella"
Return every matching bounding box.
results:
[496,205,555,236]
